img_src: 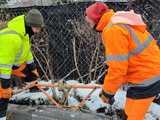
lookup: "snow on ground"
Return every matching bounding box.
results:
[67,80,160,119]
[11,80,53,105]
[11,80,160,119]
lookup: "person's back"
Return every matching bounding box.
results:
[101,21,160,84]
[124,25,160,83]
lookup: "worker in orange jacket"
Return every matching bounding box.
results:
[85,2,160,120]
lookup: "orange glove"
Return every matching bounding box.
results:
[12,64,27,78]
[12,63,40,82]
[22,62,40,82]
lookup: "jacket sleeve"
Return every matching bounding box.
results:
[23,34,34,65]
[102,25,129,95]
[26,50,34,64]
[0,34,22,79]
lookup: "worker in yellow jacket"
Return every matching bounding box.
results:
[85,2,160,120]
[0,9,44,120]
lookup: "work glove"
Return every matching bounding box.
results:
[27,68,40,92]
[99,90,115,105]
[12,63,40,82]
[24,63,40,92]
[99,90,116,118]
[23,63,40,82]
[12,63,39,89]
[12,63,40,92]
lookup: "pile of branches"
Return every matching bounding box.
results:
[10,80,127,120]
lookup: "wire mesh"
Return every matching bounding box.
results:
[0,1,159,83]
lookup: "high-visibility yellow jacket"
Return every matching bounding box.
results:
[0,15,33,79]
[96,10,160,98]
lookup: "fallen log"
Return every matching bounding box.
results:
[7,105,106,120]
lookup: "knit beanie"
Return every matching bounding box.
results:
[85,2,110,24]
[26,9,44,27]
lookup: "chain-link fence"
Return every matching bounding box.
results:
[0,0,160,83]
[0,0,129,8]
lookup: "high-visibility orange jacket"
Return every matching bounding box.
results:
[97,10,160,97]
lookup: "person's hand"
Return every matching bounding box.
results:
[31,68,40,78]
[99,92,110,103]
[24,68,40,82]
[28,69,40,92]
[99,90,115,105]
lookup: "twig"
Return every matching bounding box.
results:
[96,69,107,82]
[13,80,38,95]
[72,38,84,83]
[61,68,77,80]
[88,46,98,83]
[75,87,97,110]
[33,52,50,80]
[32,45,51,80]
[93,48,100,81]
[37,86,62,109]
[76,64,104,81]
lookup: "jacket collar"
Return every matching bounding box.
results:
[96,10,114,32]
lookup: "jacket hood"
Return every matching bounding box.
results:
[96,10,146,32]
[7,15,26,36]
[111,10,146,32]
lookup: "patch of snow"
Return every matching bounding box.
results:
[11,80,53,105]
[114,89,126,109]
[66,80,79,84]
[68,96,79,106]
[148,103,160,118]
[11,80,160,120]
[145,113,156,120]
[85,96,106,111]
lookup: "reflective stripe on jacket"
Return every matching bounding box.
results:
[96,11,160,96]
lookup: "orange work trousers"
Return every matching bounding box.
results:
[125,97,155,120]
[0,87,12,99]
